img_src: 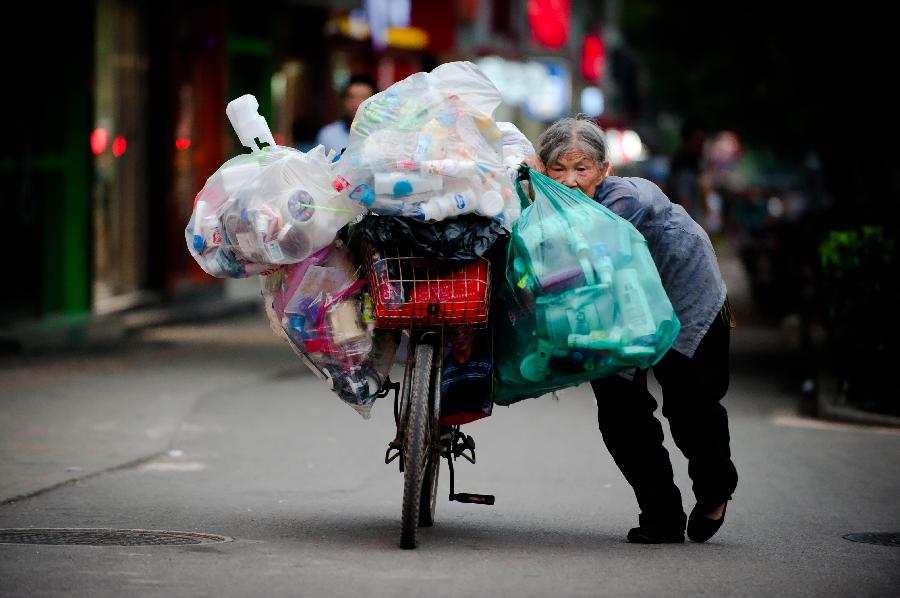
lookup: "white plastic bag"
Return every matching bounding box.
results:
[334,61,520,228]
[497,121,537,169]
[186,95,362,278]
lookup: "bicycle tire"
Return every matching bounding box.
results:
[419,451,439,527]
[419,347,442,528]
[400,342,433,549]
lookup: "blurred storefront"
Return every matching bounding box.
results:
[2,0,631,333]
[1,0,450,329]
[2,4,94,323]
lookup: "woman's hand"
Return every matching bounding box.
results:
[522,154,546,174]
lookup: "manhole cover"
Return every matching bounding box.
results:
[0,528,231,546]
[843,532,900,547]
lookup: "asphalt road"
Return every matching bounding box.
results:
[1,310,898,597]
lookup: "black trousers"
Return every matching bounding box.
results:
[590,312,737,530]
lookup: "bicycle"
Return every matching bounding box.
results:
[363,244,495,549]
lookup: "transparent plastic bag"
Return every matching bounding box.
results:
[188,95,389,418]
[261,242,398,418]
[334,61,521,229]
[496,121,535,225]
[186,144,362,278]
[497,122,537,169]
[492,169,680,406]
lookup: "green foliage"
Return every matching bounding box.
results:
[819,226,895,321]
[818,226,898,408]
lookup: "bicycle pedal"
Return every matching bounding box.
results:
[450,493,495,505]
[452,436,477,463]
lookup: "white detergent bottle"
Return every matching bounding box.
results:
[216,94,277,196]
[412,177,504,221]
[226,94,276,152]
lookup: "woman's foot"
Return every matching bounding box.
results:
[687,501,727,543]
[627,512,686,544]
[627,526,684,544]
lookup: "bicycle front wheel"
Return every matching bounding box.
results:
[400,342,434,549]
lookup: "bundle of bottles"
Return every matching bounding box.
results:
[185,62,534,417]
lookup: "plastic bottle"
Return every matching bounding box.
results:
[413,189,504,222]
[190,201,224,252]
[273,190,334,261]
[567,329,621,350]
[196,95,276,268]
[389,159,418,172]
[198,250,230,278]
[219,160,264,195]
[366,195,424,217]
[574,236,597,286]
[520,339,554,382]
[373,171,443,197]
[253,204,282,262]
[275,223,313,262]
[591,243,615,287]
[613,268,656,341]
[477,190,504,217]
[469,110,503,143]
[226,94,276,152]
[420,159,481,178]
[348,183,376,207]
[413,195,452,221]
[287,314,307,344]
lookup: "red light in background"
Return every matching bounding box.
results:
[90,128,108,155]
[175,137,191,151]
[581,34,605,83]
[528,0,571,50]
[274,133,285,146]
[112,136,127,157]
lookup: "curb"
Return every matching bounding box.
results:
[816,373,900,428]
[0,296,261,355]
[0,313,128,354]
[120,296,261,331]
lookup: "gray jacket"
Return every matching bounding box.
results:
[594,176,727,358]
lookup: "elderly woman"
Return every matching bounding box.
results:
[527,115,737,544]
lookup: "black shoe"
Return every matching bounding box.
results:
[687,501,727,543]
[626,526,685,544]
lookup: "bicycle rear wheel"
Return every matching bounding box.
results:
[400,342,434,549]
[418,437,440,527]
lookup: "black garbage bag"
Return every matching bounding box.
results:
[351,214,505,263]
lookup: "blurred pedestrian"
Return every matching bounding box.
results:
[669,118,708,224]
[315,74,377,157]
[528,115,738,544]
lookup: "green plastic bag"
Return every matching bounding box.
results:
[492,168,680,406]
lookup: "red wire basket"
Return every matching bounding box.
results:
[363,244,491,329]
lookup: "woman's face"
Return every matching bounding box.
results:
[546,149,609,198]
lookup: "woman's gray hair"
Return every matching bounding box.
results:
[537,114,608,167]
